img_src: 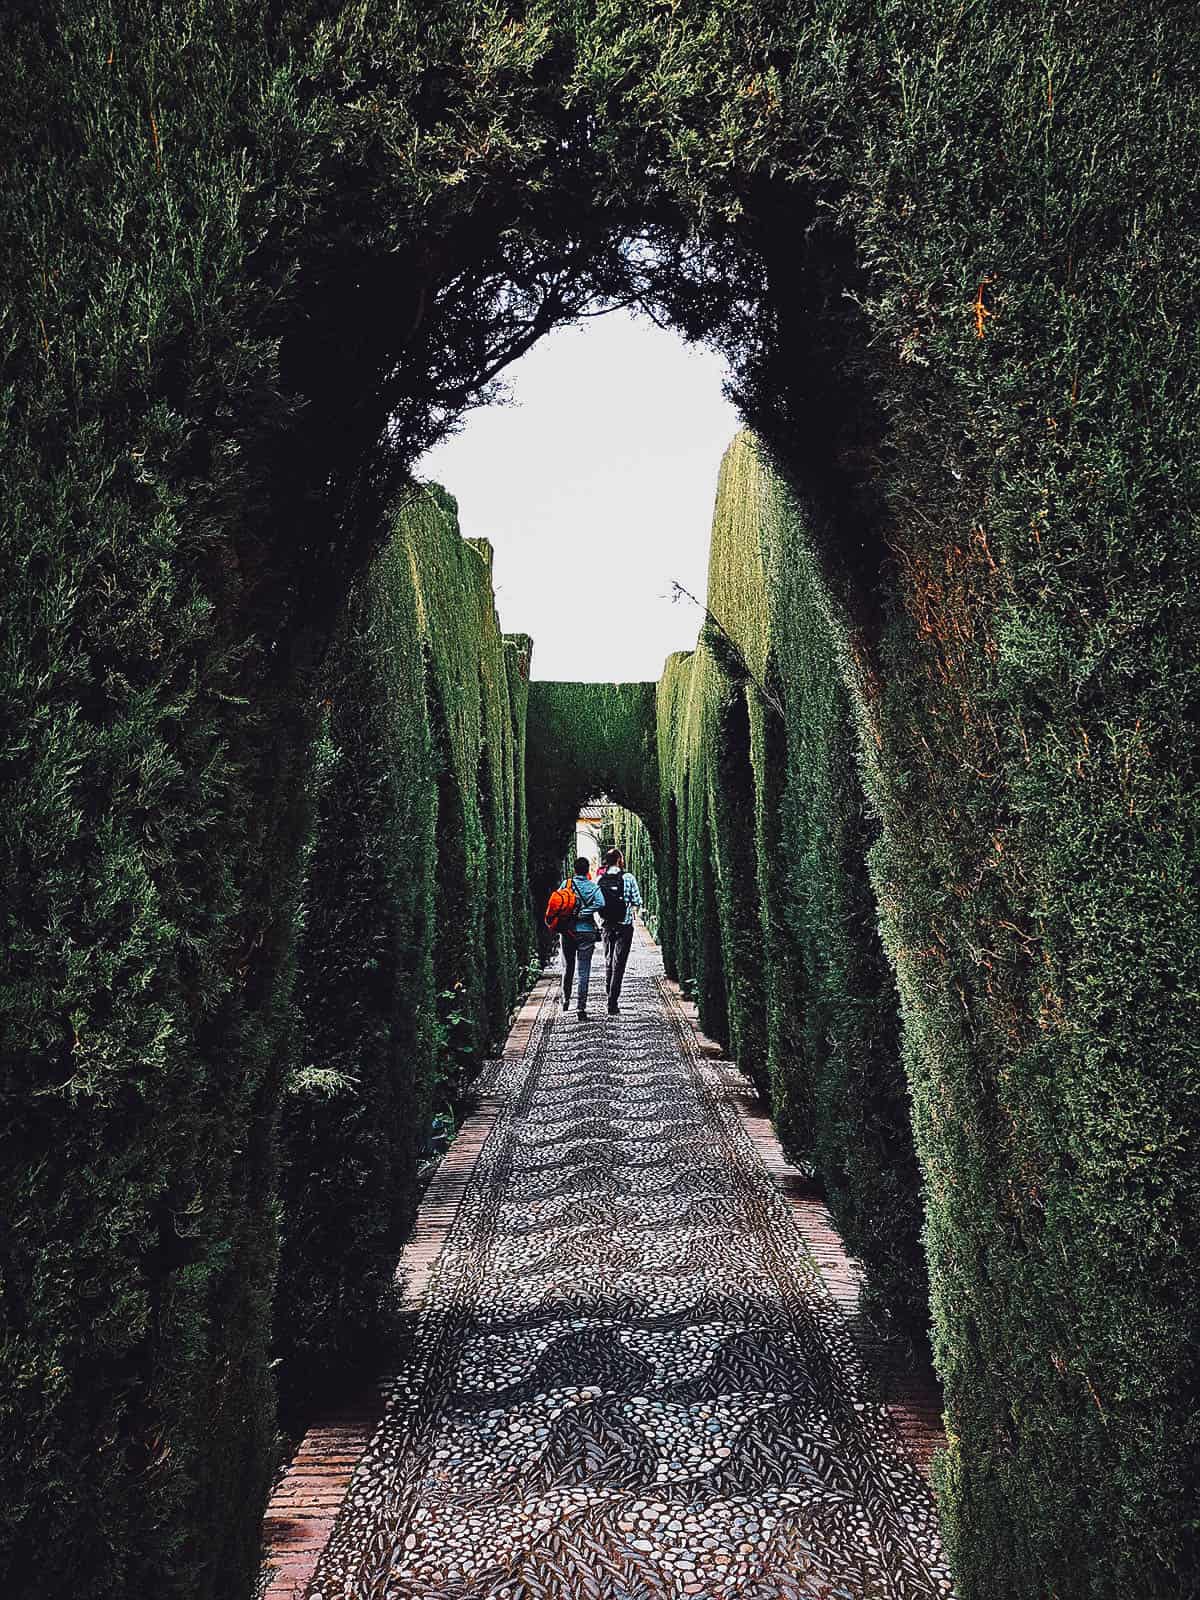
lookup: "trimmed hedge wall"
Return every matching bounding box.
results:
[0,419,525,1600]
[611,806,659,938]
[760,464,928,1337]
[653,435,926,1332]
[525,681,659,948]
[724,16,1200,1594]
[275,487,529,1419]
[0,13,313,1588]
[505,635,536,980]
[656,651,725,1033]
[659,391,1200,1595]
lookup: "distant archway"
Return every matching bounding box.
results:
[525,682,659,947]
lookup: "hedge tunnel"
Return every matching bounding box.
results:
[525,680,661,950]
[2,6,1198,1599]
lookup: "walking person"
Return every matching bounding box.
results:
[598,847,642,1015]
[554,856,605,1020]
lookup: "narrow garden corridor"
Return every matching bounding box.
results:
[5,12,1197,1597]
[265,934,952,1599]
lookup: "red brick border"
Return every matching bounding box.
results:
[652,934,946,1483]
[258,974,557,1599]
[718,1069,946,1477]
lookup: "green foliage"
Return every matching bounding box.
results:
[753,17,1200,1595]
[275,488,530,1426]
[404,496,526,1061]
[3,3,1197,1596]
[273,522,436,1419]
[505,635,537,981]
[0,15,316,1593]
[655,649,729,1045]
[525,681,659,948]
[654,437,925,1337]
[760,470,928,1337]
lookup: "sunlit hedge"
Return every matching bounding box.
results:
[654,436,926,1330]
[611,807,658,937]
[275,488,529,1416]
[505,634,536,978]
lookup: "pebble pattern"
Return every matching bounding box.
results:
[303,939,955,1599]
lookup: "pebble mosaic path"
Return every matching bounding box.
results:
[273,935,955,1600]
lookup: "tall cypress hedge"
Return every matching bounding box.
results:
[273,523,436,1417]
[611,806,659,936]
[728,17,1200,1593]
[657,382,1199,1593]
[652,434,927,1336]
[656,651,729,1044]
[760,466,929,1338]
[505,635,536,980]
[1,15,315,1594]
[396,500,532,1064]
[274,486,527,1418]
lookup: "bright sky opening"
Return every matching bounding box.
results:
[416,307,742,682]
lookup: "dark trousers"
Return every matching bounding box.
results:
[561,929,598,1010]
[603,923,635,1008]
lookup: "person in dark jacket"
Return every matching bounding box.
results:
[560,856,605,1020]
[598,847,643,1015]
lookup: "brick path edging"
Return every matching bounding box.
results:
[258,935,945,1597]
[650,931,946,1480]
[257,975,558,1600]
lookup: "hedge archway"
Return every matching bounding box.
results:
[525,681,660,941]
[3,8,1197,1599]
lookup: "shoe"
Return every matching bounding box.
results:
[576,1010,588,1021]
[607,1003,619,1015]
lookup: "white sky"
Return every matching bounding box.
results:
[415,308,742,681]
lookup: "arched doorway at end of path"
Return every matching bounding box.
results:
[525,681,661,956]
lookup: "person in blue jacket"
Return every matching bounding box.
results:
[560,856,605,1020]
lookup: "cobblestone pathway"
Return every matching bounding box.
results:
[301,937,954,1599]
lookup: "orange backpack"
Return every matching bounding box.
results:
[544,877,579,932]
